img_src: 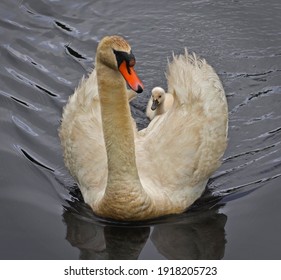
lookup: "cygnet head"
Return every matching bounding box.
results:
[151,87,166,111]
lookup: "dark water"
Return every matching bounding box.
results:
[1,0,281,260]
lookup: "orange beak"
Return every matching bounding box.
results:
[118,61,144,93]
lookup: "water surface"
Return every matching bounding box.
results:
[0,0,281,259]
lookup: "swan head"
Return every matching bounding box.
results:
[151,87,166,110]
[96,35,144,93]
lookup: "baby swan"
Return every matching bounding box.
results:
[146,86,174,120]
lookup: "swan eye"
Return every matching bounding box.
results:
[129,58,135,67]
[113,49,135,69]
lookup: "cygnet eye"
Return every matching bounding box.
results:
[159,95,162,98]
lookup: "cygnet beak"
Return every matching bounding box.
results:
[151,99,159,111]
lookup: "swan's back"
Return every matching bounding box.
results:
[136,51,228,209]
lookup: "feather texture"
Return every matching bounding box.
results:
[59,36,228,220]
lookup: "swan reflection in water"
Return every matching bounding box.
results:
[63,191,226,260]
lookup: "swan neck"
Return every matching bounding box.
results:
[96,62,140,183]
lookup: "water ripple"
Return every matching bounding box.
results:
[20,147,55,173]
[215,173,281,201]
[12,115,38,137]
[223,142,280,163]
[0,89,39,110]
[5,68,57,97]
[230,86,280,115]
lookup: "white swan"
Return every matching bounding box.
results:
[59,35,228,221]
[146,86,174,120]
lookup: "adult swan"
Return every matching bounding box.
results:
[59,35,228,221]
